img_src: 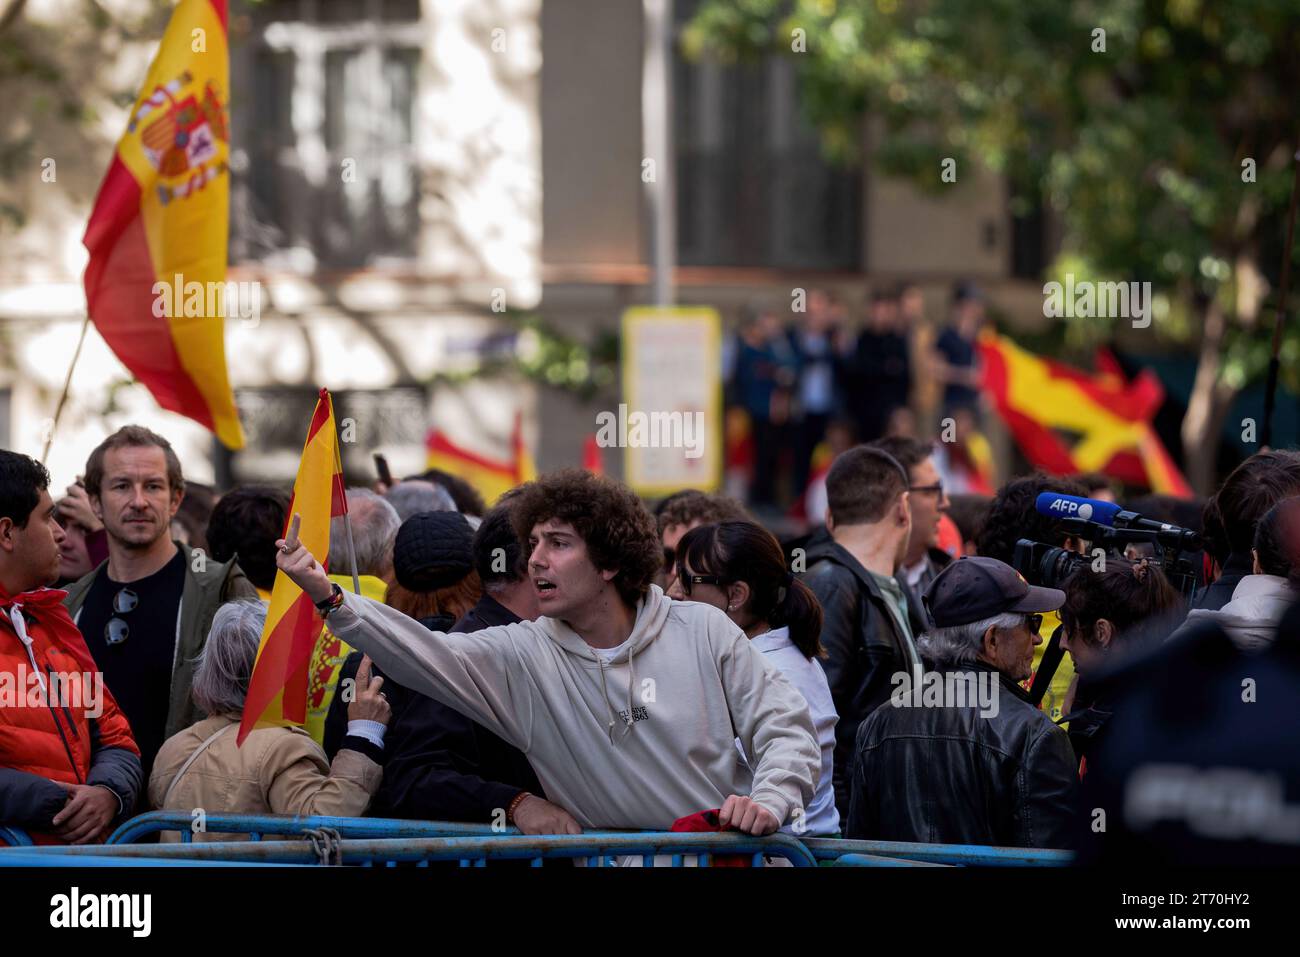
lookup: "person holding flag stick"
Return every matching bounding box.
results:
[148,592,392,839]
[275,468,821,836]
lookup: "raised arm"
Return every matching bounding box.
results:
[275,519,535,749]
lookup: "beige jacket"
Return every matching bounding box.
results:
[148,715,382,842]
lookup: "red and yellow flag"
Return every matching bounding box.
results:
[979,332,1191,496]
[425,411,536,505]
[238,389,347,745]
[82,0,244,449]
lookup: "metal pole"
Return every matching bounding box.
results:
[330,394,363,595]
[643,0,676,307]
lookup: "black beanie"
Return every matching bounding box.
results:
[392,511,475,592]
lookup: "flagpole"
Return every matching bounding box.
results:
[330,394,362,595]
[1261,145,1300,449]
[41,314,91,464]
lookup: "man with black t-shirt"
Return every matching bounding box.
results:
[62,427,256,779]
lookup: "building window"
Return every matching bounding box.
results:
[674,3,861,270]
[231,0,421,269]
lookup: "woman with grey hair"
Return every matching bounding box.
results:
[148,600,391,841]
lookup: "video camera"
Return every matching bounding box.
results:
[1012,492,1202,599]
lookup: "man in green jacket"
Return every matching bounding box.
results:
[62,426,256,780]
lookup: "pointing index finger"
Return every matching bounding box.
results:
[284,512,302,550]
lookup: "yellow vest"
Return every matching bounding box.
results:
[303,574,388,745]
[1022,609,1074,726]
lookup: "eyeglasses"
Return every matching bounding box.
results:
[663,547,676,573]
[1025,613,1043,636]
[678,574,729,597]
[105,588,138,646]
[908,481,945,497]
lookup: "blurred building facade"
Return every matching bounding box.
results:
[0,0,1046,489]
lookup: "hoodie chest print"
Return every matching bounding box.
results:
[590,653,656,744]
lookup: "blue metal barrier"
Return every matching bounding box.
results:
[832,853,949,867]
[0,851,302,868]
[0,826,33,847]
[4,832,818,867]
[803,837,1073,867]
[5,812,1075,867]
[106,811,515,845]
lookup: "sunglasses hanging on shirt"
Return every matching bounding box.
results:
[105,587,139,646]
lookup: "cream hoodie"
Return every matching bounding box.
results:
[1184,574,1297,653]
[327,585,821,830]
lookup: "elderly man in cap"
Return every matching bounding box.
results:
[845,556,1078,848]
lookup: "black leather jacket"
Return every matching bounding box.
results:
[846,660,1078,849]
[801,528,925,819]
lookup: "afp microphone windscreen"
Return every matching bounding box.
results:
[1034,491,1124,527]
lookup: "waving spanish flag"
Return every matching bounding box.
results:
[979,332,1191,496]
[425,411,536,505]
[238,390,347,745]
[82,0,244,449]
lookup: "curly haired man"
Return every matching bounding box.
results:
[274,469,820,837]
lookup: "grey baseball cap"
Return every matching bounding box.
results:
[923,556,1065,628]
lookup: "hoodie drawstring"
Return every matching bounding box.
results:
[8,605,48,698]
[622,644,637,739]
[594,645,639,744]
[595,656,617,744]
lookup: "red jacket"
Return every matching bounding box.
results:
[0,585,141,843]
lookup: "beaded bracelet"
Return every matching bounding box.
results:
[505,791,531,824]
[315,583,344,618]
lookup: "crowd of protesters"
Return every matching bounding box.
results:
[725,281,988,513]
[2,419,1299,865]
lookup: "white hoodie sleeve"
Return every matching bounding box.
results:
[326,590,536,751]
[714,620,821,826]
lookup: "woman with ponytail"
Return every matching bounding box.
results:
[667,520,839,835]
[1058,559,1183,772]
[1183,494,1300,652]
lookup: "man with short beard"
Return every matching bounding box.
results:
[276,469,820,835]
[62,426,256,778]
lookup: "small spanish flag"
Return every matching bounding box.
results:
[238,389,346,745]
[82,0,244,449]
[425,411,536,505]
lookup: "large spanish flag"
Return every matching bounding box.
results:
[979,332,1191,496]
[238,389,347,745]
[425,411,536,505]
[82,0,244,449]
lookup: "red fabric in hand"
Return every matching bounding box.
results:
[670,809,751,867]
